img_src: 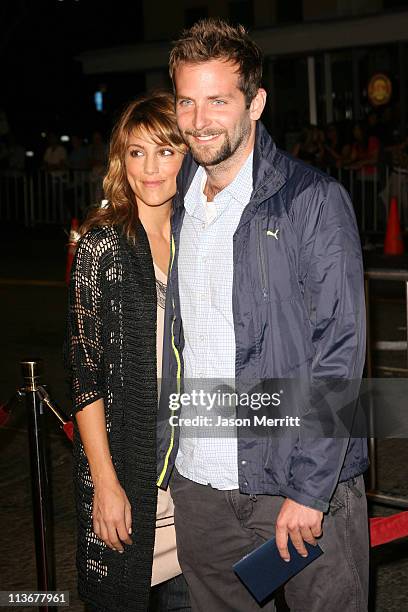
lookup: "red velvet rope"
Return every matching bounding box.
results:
[62,420,74,442]
[370,511,408,547]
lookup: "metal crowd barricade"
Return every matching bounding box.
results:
[0,169,103,226]
[1,164,406,231]
[325,163,408,239]
[0,171,32,226]
[365,268,408,509]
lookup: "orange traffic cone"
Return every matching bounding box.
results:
[65,217,80,284]
[384,197,404,255]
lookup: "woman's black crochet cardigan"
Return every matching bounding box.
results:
[66,224,158,612]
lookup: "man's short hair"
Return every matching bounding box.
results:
[169,18,263,107]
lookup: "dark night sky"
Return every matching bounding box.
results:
[2,1,145,144]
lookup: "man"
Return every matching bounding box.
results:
[158,18,369,612]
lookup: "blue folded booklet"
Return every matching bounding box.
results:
[233,537,323,604]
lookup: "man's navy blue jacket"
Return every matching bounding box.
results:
[157,122,368,513]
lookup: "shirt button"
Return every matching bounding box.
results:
[201,223,206,230]
[241,460,247,466]
[199,335,205,342]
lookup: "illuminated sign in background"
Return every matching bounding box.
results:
[368,73,392,107]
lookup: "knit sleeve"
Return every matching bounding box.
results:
[66,229,107,415]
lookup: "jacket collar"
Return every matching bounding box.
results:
[173,121,287,230]
[252,121,286,198]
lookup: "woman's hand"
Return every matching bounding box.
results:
[93,477,133,552]
[75,399,133,552]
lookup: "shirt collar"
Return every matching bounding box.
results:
[219,151,253,207]
[184,151,254,217]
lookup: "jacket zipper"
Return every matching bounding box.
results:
[157,234,180,487]
[257,219,268,300]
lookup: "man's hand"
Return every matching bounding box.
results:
[276,498,323,562]
[92,478,133,553]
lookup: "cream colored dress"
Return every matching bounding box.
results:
[151,262,182,586]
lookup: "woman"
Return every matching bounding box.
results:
[346,121,380,174]
[66,92,190,612]
[323,122,351,168]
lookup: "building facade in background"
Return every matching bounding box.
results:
[78,0,408,148]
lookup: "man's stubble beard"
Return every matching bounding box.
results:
[185,117,252,168]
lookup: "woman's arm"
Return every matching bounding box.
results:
[67,230,132,553]
[76,398,133,553]
[348,137,380,169]
[324,144,341,161]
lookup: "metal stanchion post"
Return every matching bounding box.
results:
[21,360,55,611]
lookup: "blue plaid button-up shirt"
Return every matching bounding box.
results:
[175,152,253,489]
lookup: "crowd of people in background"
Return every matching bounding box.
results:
[0,109,407,231]
[290,112,408,174]
[288,113,408,231]
[0,130,108,177]
[42,130,108,177]
[1,110,407,177]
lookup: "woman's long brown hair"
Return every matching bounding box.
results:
[80,91,185,241]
